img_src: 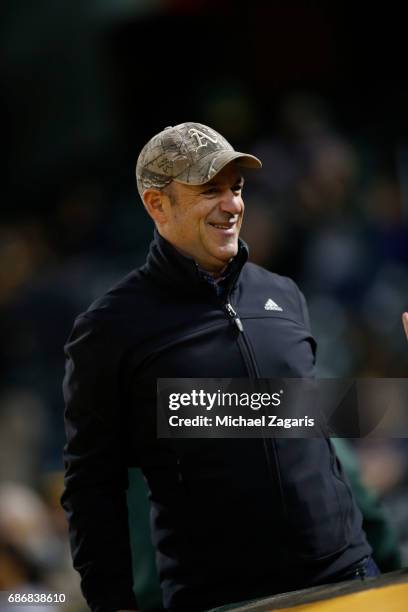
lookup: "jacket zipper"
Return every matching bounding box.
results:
[224,301,258,377]
[224,297,288,530]
[225,302,244,333]
[224,299,257,374]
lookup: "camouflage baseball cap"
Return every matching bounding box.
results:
[136,122,262,198]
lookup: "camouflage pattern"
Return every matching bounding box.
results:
[136,122,262,198]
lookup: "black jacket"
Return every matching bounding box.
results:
[62,231,371,612]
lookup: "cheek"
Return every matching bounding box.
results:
[170,209,188,234]
[177,211,201,243]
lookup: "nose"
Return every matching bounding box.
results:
[218,189,243,216]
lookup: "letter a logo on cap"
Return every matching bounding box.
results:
[188,128,218,150]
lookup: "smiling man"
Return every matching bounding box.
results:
[138,123,258,276]
[62,123,375,612]
[143,164,245,275]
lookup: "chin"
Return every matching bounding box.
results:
[212,247,237,265]
[220,242,239,257]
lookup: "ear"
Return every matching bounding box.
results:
[142,188,169,225]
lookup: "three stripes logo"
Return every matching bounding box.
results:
[264,298,283,312]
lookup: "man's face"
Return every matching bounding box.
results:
[159,162,245,274]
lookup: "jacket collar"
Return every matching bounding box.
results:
[142,229,249,298]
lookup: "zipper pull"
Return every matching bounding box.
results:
[225,303,244,332]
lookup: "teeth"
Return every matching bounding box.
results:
[212,224,232,229]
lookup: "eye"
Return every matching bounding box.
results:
[232,184,243,194]
[202,187,218,196]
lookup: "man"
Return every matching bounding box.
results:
[62,123,376,612]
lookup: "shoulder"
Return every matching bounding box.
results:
[73,265,158,324]
[65,268,150,349]
[242,262,299,291]
[86,269,148,319]
[241,262,304,299]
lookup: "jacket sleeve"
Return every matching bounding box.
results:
[61,314,139,612]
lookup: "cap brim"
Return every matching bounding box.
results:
[173,150,262,186]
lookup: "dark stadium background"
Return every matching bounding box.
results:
[1,2,408,610]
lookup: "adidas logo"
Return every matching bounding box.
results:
[264,298,283,312]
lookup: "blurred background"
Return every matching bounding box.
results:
[1,1,408,610]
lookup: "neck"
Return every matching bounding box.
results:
[148,229,250,295]
[197,264,229,278]
[167,242,230,278]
